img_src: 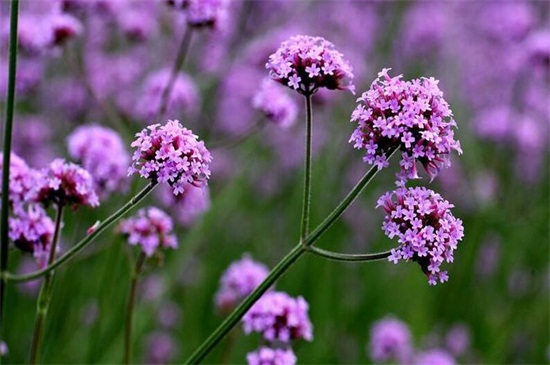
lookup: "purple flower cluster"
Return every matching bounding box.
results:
[349,68,462,185]
[135,69,199,122]
[67,124,129,198]
[369,317,412,363]
[252,78,298,129]
[118,207,177,257]
[0,153,36,214]
[242,291,313,343]
[215,254,270,312]
[157,183,210,227]
[266,35,355,95]
[33,158,99,209]
[414,349,456,365]
[128,120,212,196]
[377,187,464,285]
[246,347,296,365]
[165,0,229,29]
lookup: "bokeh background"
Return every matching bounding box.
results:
[0,0,548,364]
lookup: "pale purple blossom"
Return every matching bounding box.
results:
[67,124,129,198]
[252,78,298,128]
[118,207,177,257]
[169,0,230,29]
[350,69,462,185]
[33,159,99,208]
[414,349,456,365]
[215,254,270,312]
[129,120,212,196]
[445,324,470,357]
[377,187,464,285]
[369,316,413,363]
[145,332,177,365]
[266,35,354,95]
[157,183,210,227]
[242,291,313,343]
[0,153,36,214]
[246,347,297,365]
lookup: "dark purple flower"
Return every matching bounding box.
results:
[252,78,298,128]
[33,158,99,208]
[350,69,462,185]
[377,187,464,285]
[68,124,129,198]
[129,120,212,196]
[215,254,270,312]
[119,207,177,257]
[246,347,297,365]
[242,291,313,343]
[369,316,412,363]
[266,35,355,95]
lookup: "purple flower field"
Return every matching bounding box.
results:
[0,1,548,364]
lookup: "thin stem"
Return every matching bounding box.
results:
[300,94,313,240]
[157,25,193,121]
[210,122,264,150]
[123,251,146,365]
[306,246,392,262]
[184,244,305,364]
[29,204,64,364]
[0,0,19,344]
[7,182,156,282]
[184,149,397,364]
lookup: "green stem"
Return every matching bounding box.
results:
[157,25,193,121]
[300,94,313,240]
[306,246,392,262]
[0,0,19,344]
[123,251,146,365]
[209,122,264,150]
[7,182,156,282]
[184,149,397,364]
[29,204,64,364]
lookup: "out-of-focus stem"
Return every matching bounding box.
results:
[29,204,64,364]
[123,251,146,365]
[300,94,313,240]
[0,0,19,346]
[7,182,156,282]
[157,25,193,121]
[306,246,392,262]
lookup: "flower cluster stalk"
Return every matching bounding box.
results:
[300,94,313,240]
[123,252,146,365]
[29,205,64,364]
[0,0,19,343]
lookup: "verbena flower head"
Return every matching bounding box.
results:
[215,254,270,312]
[33,158,99,208]
[349,68,462,185]
[369,316,412,363]
[9,205,54,267]
[414,349,456,365]
[157,183,210,227]
[119,207,177,257]
[266,35,355,95]
[68,124,129,198]
[246,347,297,365]
[0,153,36,214]
[242,291,313,343]
[252,78,298,129]
[145,332,177,365]
[377,187,464,285]
[128,120,212,196]
[166,0,229,29]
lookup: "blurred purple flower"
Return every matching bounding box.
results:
[252,78,298,129]
[445,324,470,357]
[67,124,129,198]
[215,254,270,312]
[242,291,313,343]
[350,68,462,185]
[0,153,36,214]
[145,332,177,365]
[157,301,182,329]
[157,183,210,227]
[118,207,177,257]
[472,105,514,142]
[475,233,501,279]
[13,116,56,168]
[368,316,412,363]
[246,347,297,365]
[184,0,230,29]
[9,205,54,266]
[129,120,212,196]
[414,348,456,365]
[33,158,99,209]
[377,187,464,285]
[266,35,354,95]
